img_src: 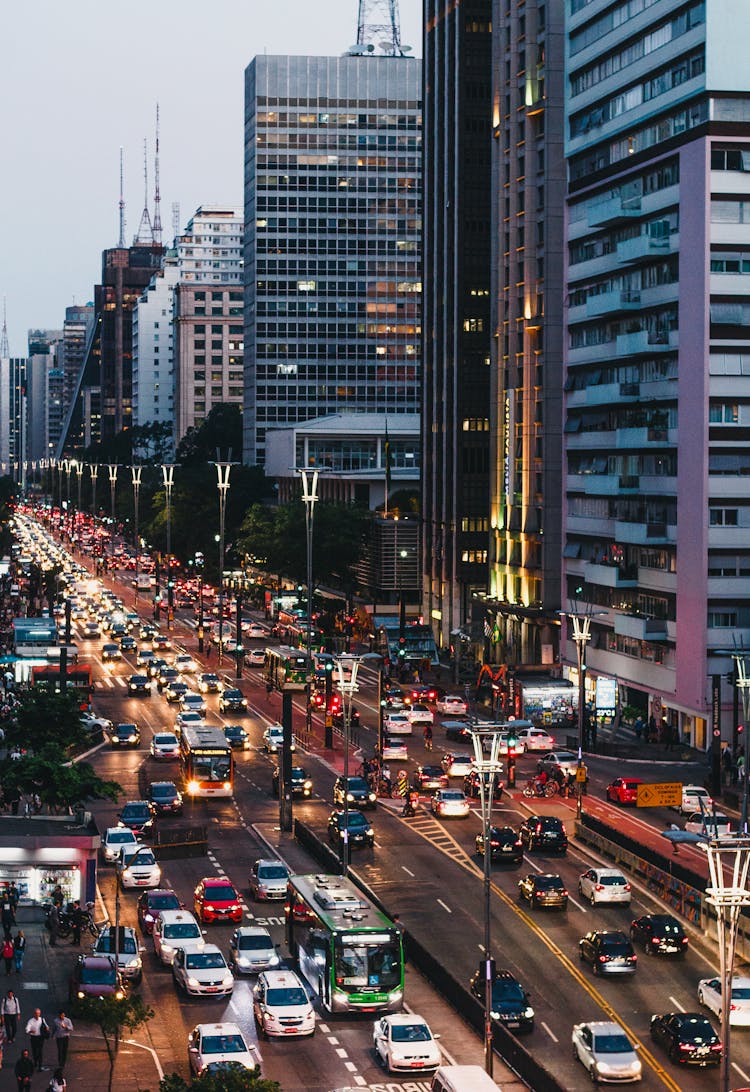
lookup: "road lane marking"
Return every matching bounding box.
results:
[523,856,542,871]
[402,865,415,877]
[668,995,685,1011]
[335,1047,348,1058]
[436,898,452,914]
[541,1021,558,1042]
[344,1061,358,1072]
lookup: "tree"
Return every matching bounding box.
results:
[7,689,90,752]
[0,748,121,813]
[155,1070,280,1092]
[72,994,154,1092]
[175,403,243,466]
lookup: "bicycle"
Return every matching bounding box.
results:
[522,778,559,799]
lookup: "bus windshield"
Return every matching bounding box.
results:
[193,753,231,782]
[334,939,401,989]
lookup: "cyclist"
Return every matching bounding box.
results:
[535,768,549,796]
[423,723,433,750]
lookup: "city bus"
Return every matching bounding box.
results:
[263,645,310,692]
[179,725,234,798]
[286,874,404,1015]
[30,663,93,711]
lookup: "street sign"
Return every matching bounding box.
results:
[636,782,682,808]
[575,764,588,783]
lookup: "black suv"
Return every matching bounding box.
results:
[110,723,141,748]
[327,810,374,848]
[118,800,155,836]
[148,781,183,815]
[579,931,637,976]
[219,688,248,714]
[272,765,313,798]
[476,826,523,863]
[469,967,534,1033]
[518,873,568,909]
[333,776,377,810]
[519,815,568,854]
[629,914,688,958]
[650,1012,721,1066]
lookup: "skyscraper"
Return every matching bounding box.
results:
[562,0,748,748]
[61,304,94,418]
[243,54,422,467]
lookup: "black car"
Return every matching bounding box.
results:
[444,720,472,743]
[469,968,534,1033]
[518,873,568,909]
[464,769,504,801]
[333,776,377,810]
[412,765,449,792]
[579,931,637,976]
[157,667,179,691]
[219,688,248,714]
[148,781,183,815]
[224,725,250,750]
[630,914,688,958]
[650,1012,721,1066]
[120,635,138,653]
[199,672,221,694]
[332,706,361,728]
[519,815,568,854]
[327,809,374,848]
[272,765,313,798]
[127,674,151,696]
[147,657,168,679]
[476,825,523,863]
[118,800,155,836]
[165,681,189,704]
[110,722,141,748]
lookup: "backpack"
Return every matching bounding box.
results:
[2,940,13,959]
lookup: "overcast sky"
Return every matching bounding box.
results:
[1,0,422,356]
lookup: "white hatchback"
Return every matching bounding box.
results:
[101,826,140,864]
[373,1013,441,1073]
[253,969,316,1038]
[698,975,750,1026]
[172,944,234,998]
[150,732,180,760]
[680,785,713,816]
[572,1020,642,1083]
[435,695,467,716]
[578,867,632,906]
[188,1022,262,1077]
[384,712,412,735]
[516,726,556,753]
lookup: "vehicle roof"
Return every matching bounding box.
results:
[105,826,137,837]
[234,925,273,938]
[255,858,288,868]
[199,876,235,886]
[259,969,305,987]
[593,867,627,876]
[577,1020,629,1033]
[382,1012,429,1025]
[195,1021,244,1035]
[158,909,200,923]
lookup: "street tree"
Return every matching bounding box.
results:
[72,993,155,1092]
[8,688,89,752]
[156,1069,280,1092]
[0,747,121,813]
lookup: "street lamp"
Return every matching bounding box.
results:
[75,460,83,516]
[215,460,233,664]
[89,463,99,519]
[702,834,750,1092]
[297,468,320,738]
[130,466,143,600]
[195,552,205,653]
[563,593,605,820]
[107,464,119,560]
[469,725,505,1077]
[162,464,176,629]
[334,654,363,877]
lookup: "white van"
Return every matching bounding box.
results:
[431,1065,501,1092]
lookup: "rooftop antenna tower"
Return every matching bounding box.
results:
[118,147,126,248]
[0,299,9,359]
[134,137,154,245]
[152,104,163,245]
[171,202,181,246]
[356,0,403,54]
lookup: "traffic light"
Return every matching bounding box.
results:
[195,551,204,568]
[398,637,406,659]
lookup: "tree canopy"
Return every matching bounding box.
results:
[156,1070,280,1092]
[73,994,154,1092]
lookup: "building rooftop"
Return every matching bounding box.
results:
[267,413,420,437]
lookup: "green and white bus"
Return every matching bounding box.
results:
[285,874,404,1014]
[263,645,310,692]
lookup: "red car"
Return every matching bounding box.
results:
[605,777,642,806]
[136,888,182,935]
[193,877,243,924]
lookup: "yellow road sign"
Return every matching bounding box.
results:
[636,781,682,808]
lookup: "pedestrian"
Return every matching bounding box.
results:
[634,716,643,742]
[2,938,13,974]
[47,905,60,948]
[49,1067,66,1092]
[51,885,64,909]
[205,642,212,661]
[26,1006,49,1071]
[738,753,746,784]
[1,897,15,941]
[723,746,733,786]
[12,931,25,974]
[52,1011,73,1068]
[14,1048,33,1090]
[647,715,656,744]
[7,884,18,915]
[70,901,84,946]
[2,988,20,1042]
[265,680,273,701]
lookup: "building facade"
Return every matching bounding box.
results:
[132,258,178,433]
[562,0,750,748]
[485,0,567,668]
[422,1,493,651]
[243,54,422,467]
[61,304,94,417]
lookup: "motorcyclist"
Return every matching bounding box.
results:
[402,789,420,818]
[423,723,433,750]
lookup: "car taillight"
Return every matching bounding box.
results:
[679,1043,692,1051]
[595,884,604,891]
[515,840,523,847]
[681,937,689,945]
[730,1003,738,1011]
[598,955,608,962]
[624,883,631,891]
[711,1043,722,1052]
[651,937,661,944]
[490,841,500,847]
[561,889,568,896]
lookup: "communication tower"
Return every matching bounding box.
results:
[355,0,404,55]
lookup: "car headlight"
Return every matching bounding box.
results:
[144,913,154,923]
[270,953,280,966]
[187,977,201,988]
[126,958,141,969]
[368,793,377,802]
[115,989,124,1000]
[77,990,85,999]
[222,975,234,987]
[304,780,312,789]
[237,956,251,967]
[346,793,354,801]
[524,1007,534,1018]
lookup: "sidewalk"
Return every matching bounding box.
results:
[2,910,160,1091]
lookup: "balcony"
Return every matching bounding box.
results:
[614,520,672,545]
[615,330,676,356]
[619,474,640,492]
[619,381,640,400]
[614,613,668,641]
[585,561,638,588]
[617,232,673,264]
[588,196,642,228]
[586,289,641,318]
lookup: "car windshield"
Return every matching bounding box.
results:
[258,865,288,880]
[238,934,272,951]
[122,805,149,820]
[594,1033,633,1054]
[492,980,525,1004]
[126,851,156,866]
[224,690,241,699]
[108,831,135,844]
[151,783,177,797]
[186,952,226,969]
[347,778,369,792]
[164,923,200,939]
[733,987,750,999]
[148,894,180,910]
[116,725,137,735]
[392,1023,431,1042]
[204,886,237,902]
[422,767,443,777]
[345,813,369,828]
[291,768,306,778]
[97,934,137,955]
[155,735,176,745]
[81,966,116,984]
[266,987,308,1006]
[202,1034,245,1055]
[601,941,631,955]
[443,792,465,801]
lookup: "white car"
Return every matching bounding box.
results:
[153,910,206,966]
[81,711,113,735]
[440,752,474,779]
[92,925,143,984]
[684,811,733,836]
[229,926,280,975]
[118,844,162,889]
[246,647,265,666]
[174,654,198,674]
[188,1022,262,1078]
[373,1013,441,1073]
[431,789,470,818]
[679,785,713,816]
[150,732,180,760]
[384,711,412,735]
[698,976,750,1025]
[577,868,632,906]
[181,692,207,715]
[381,737,408,761]
[572,1021,642,1084]
[243,622,267,639]
[516,726,556,753]
[175,711,205,732]
[436,695,467,716]
[408,703,434,726]
[262,725,296,753]
[172,944,234,998]
[82,622,101,638]
[538,750,580,777]
[253,969,316,1038]
[101,826,140,864]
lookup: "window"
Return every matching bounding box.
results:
[708,611,738,628]
[709,403,739,423]
[710,509,738,526]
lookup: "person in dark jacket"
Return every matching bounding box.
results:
[15,1047,34,1089]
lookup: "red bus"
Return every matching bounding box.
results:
[31,664,94,711]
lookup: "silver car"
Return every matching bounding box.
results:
[229,926,280,974]
[572,1021,642,1083]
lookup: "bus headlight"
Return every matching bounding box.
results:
[187,781,200,795]
[223,781,231,790]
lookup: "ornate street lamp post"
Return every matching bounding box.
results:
[333,654,362,877]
